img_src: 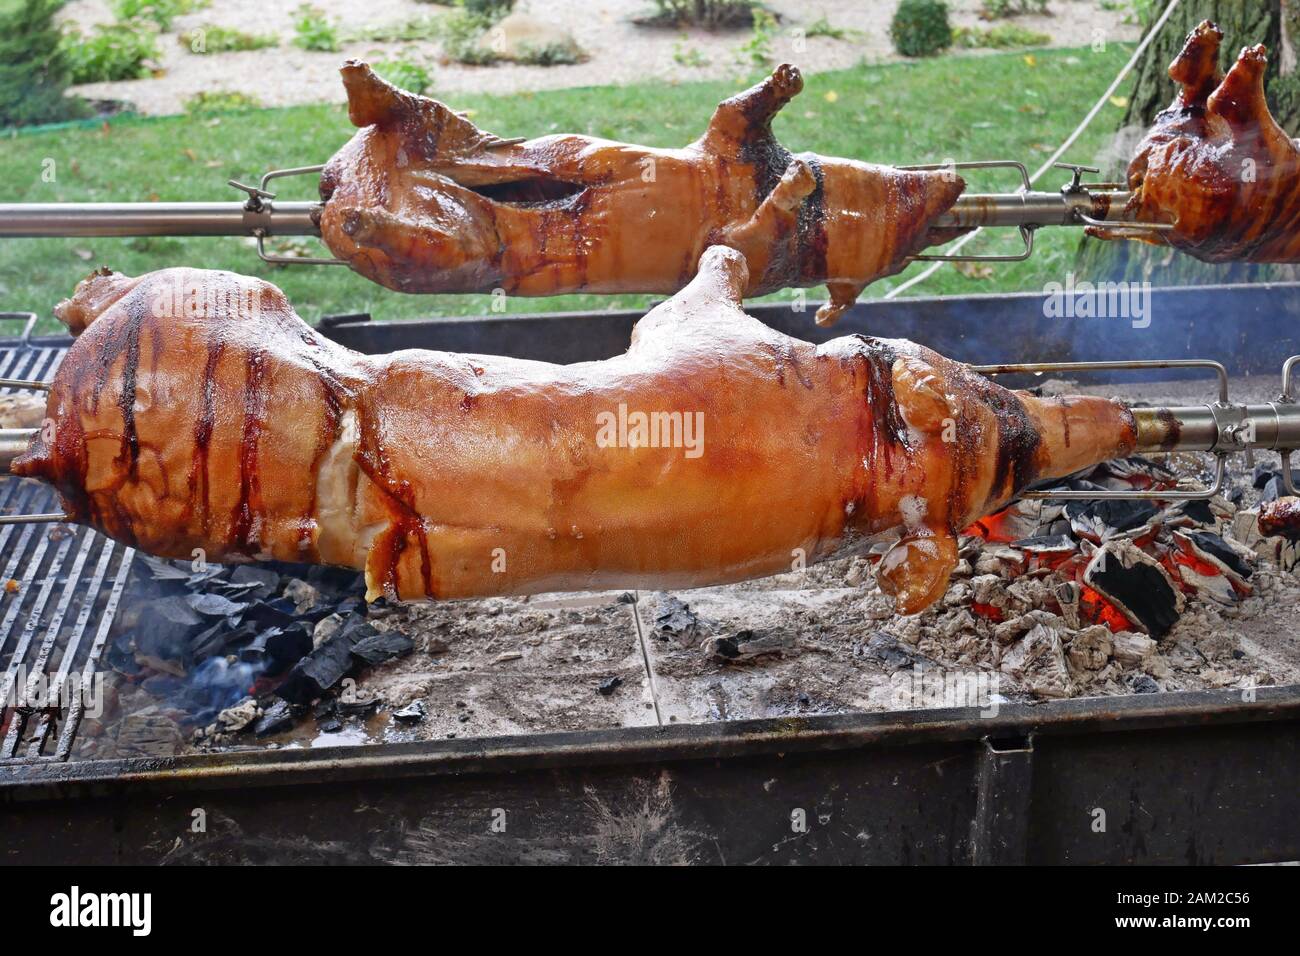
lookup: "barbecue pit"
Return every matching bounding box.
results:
[1,279,1299,865]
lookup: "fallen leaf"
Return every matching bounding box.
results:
[955,261,993,279]
[204,160,222,168]
[1109,95,1129,108]
[183,148,198,162]
[73,248,94,261]
[823,90,839,103]
[1023,55,1036,67]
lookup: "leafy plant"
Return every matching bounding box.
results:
[111,0,209,31]
[179,24,278,53]
[438,9,498,65]
[672,40,708,67]
[292,5,340,52]
[371,56,432,94]
[0,0,88,128]
[349,16,442,43]
[60,21,163,84]
[805,16,851,40]
[457,0,514,18]
[735,7,776,67]
[515,41,586,66]
[890,0,952,58]
[953,23,1049,50]
[183,89,262,113]
[642,0,757,30]
[979,0,1049,18]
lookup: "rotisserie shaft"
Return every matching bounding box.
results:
[14,247,1136,614]
[317,61,966,327]
[1092,20,1300,262]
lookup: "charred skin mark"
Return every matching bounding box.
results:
[795,157,828,284]
[849,337,909,521]
[964,373,1042,506]
[230,348,268,551]
[355,398,434,599]
[760,340,813,389]
[187,336,224,537]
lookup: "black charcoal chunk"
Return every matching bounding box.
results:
[275,630,358,705]
[653,595,699,644]
[350,630,414,666]
[1130,674,1159,694]
[393,700,426,723]
[1187,531,1252,579]
[596,676,623,696]
[228,565,281,599]
[187,592,248,618]
[253,699,297,737]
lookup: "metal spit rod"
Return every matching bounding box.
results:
[0,161,1162,245]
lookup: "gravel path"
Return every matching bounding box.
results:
[61,0,1139,116]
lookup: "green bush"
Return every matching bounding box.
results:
[979,0,1048,17]
[60,21,162,84]
[890,0,952,58]
[111,0,209,30]
[457,0,514,19]
[292,5,339,52]
[953,23,1049,49]
[515,41,585,66]
[439,9,498,65]
[371,56,432,94]
[180,24,278,53]
[183,89,262,114]
[643,0,756,30]
[0,0,87,128]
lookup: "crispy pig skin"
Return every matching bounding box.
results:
[1092,21,1300,261]
[317,61,966,327]
[13,248,1135,613]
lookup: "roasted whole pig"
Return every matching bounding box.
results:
[1091,20,1300,262]
[317,61,966,326]
[14,247,1137,614]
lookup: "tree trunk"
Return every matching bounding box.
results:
[1075,1,1297,285]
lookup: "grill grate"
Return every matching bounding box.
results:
[0,316,134,764]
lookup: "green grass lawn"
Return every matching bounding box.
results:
[1,44,1133,333]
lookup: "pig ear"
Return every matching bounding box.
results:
[876,530,958,615]
[1168,20,1224,109]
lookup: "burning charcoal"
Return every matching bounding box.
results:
[1083,540,1183,637]
[216,697,260,733]
[703,628,794,664]
[393,700,426,724]
[335,597,364,618]
[652,594,700,646]
[227,565,281,600]
[1065,625,1113,674]
[105,639,143,677]
[1012,535,1075,573]
[275,629,360,705]
[999,622,1073,698]
[1065,499,1159,543]
[141,556,193,581]
[1259,496,1300,539]
[337,694,380,716]
[992,609,1064,646]
[597,676,623,696]
[857,630,926,668]
[253,699,297,737]
[246,596,298,628]
[350,630,415,666]
[154,594,204,627]
[187,592,249,619]
[1130,674,1159,694]
[973,545,1024,577]
[1170,531,1253,604]
[1111,631,1156,667]
[967,500,1046,543]
[192,621,257,660]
